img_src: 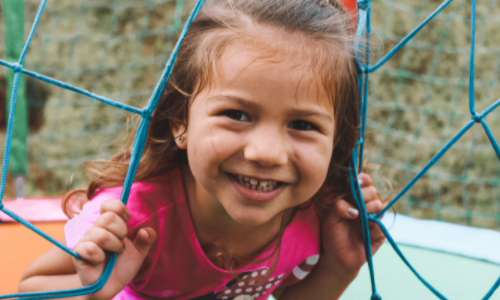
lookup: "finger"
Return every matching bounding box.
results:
[365,199,384,215]
[73,240,107,265]
[357,173,373,188]
[361,186,378,202]
[100,199,130,222]
[335,199,359,220]
[132,227,157,258]
[81,227,126,254]
[369,222,386,246]
[370,226,385,240]
[94,211,128,240]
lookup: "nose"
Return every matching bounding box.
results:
[244,127,288,167]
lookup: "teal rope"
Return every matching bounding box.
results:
[353,0,500,298]
[357,1,370,173]
[468,0,477,115]
[0,0,206,299]
[350,157,381,300]
[120,0,206,204]
[0,0,499,299]
[364,0,454,73]
[370,218,449,300]
[480,119,500,161]
[375,119,475,218]
[0,71,21,202]
[0,0,47,204]
[483,274,500,300]
[0,63,144,115]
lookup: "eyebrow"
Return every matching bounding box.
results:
[208,94,260,110]
[208,94,333,122]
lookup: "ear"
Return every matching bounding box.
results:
[170,121,187,149]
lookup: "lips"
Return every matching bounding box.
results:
[228,173,287,203]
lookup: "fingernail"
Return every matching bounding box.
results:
[348,207,359,217]
[358,178,363,185]
[120,244,126,253]
[123,212,130,222]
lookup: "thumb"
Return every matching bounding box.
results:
[133,227,157,257]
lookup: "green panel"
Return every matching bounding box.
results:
[3,0,28,176]
[340,243,500,300]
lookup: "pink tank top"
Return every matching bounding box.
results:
[65,167,320,300]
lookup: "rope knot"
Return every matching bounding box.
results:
[357,0,370,10]
[371,293,382,300]
[357,137,365,146]
[471,113,482,123]
[12,63,23,73]
[142,111,152,121]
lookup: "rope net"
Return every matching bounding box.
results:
[0,0,196,198]
[363,0,500,230]
[354,0,500,299]
[0,0,498,299]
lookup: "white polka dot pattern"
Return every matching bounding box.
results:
[215,267,285,299]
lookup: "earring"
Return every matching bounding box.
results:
[178,135,184,143]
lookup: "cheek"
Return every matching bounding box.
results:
[293,138,333,186]
[187,120,245,169]
[204,130,245,157]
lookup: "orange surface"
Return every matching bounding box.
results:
[0,222,65,294]
[340,0,357,12]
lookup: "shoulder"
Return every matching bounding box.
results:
[64,167,185,248]
[115,167,185,227]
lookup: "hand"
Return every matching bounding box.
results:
[72,199,157,300]
[320,173,386,279]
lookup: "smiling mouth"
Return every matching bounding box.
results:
[231,173,283,191]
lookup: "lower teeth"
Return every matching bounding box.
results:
[233,174,278,191]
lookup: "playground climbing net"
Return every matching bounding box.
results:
[0,0,499,299]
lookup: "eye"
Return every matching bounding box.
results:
[221,110,250,122]
[288,120,317,131]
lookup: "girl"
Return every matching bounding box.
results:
[19,0,385,299]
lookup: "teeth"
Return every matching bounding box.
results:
[234,174,280,191]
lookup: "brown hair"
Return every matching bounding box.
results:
[63,0,360,273]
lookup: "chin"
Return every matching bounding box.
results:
[228,208,278,227]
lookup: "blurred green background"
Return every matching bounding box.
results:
[0,0,499,229]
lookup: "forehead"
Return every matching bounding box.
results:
[212,41,334,112]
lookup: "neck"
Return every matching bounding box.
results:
[181,164,283,259]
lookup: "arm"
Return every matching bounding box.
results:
[275,257,357,300]
[18,238,87,299]
[275,174,386,300]
[18,199,157,300]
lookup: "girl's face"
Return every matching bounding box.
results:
[176,44,335,227]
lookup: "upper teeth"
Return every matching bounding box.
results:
[235,174,279,191]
